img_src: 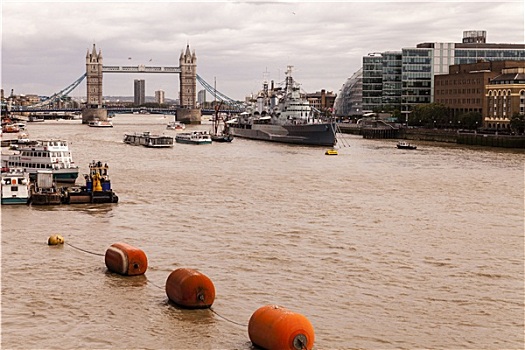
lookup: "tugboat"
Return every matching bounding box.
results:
[62,161,119,204]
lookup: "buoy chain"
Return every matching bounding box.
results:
[65,242,105,256]
[210,308,247,328]
[146,278,164,290]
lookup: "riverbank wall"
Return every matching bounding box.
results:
[337,124,525,149]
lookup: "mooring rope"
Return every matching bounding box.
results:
[64,241,247,329]
[65,242,105,257]
[210,307,247,328]
[146,278,164,290]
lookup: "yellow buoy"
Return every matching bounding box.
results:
[48,234,65,245]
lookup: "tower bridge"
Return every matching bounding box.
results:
[84,43,199,124]
[2,44,244,121]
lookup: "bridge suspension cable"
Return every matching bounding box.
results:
[28,73,87,108]
[196,74,245,110]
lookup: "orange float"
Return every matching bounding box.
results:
[104,242,148,276]
[248,305,315,350]
[165,268,215,309]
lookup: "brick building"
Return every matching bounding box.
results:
[434,60,525,128]
[306,89,336,113]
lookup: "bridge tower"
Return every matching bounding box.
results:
[179,44,196,108]
[177,44,201,123]
[83,44,107,123]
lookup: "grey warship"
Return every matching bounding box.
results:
[227,66,337,147]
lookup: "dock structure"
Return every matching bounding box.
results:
[361,127,399,139]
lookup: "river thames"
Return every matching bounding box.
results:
[1,114,524,349]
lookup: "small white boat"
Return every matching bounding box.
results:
[13,122,26,130]
[167,121,186,130]
[88,120,113,128]
[396,141,417,150]
[1,167,30,205]
[175,131,212,145]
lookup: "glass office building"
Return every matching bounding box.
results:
[353,31,525,118]
[382,52,402,108]
[334,68,362,117]
[362,54,383,111]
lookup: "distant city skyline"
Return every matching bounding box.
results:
[2,1,524,100]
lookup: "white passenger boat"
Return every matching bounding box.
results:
[123,132,174,148]
[1,139,79,183]
[175,131,212,145]
[88,119,113,128]
[1,167,30,205]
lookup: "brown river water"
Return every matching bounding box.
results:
[1,114,524,349]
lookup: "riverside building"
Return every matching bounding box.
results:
[334,68,362,117]
[485,66,525,130]
[134,79,145,106]
[434,60,525,130]
[355,30,525,119]
[155,89,165,105]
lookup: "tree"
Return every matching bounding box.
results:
[458,111,483,130]
[410,103,450,128]
[510,112,525,134]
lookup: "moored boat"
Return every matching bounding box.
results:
[210,103,233,143]
[1,167,30,205]
[175,131,212,145]
[211,133,234,143]
[29,171,62,205]
[228,66,337,147]
[2,124,20,133]
[123,132,174,148]
[28,115,45,122]
[396,141,417,150]
[62,160,119,204]
[1,139,79,183]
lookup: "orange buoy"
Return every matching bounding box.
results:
[104,242,148,276]
[248,305,315,350]
[165,268,215,309]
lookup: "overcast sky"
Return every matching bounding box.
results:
[2,1,524,101]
